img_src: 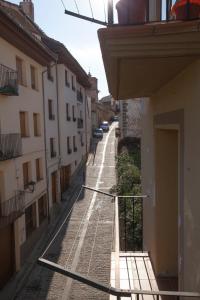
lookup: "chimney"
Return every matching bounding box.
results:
[20,0,34,21]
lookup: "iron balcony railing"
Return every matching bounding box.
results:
[118,195,143,252]
[0,64,18,96]
[0,191,25,227]
[0,133,22,161]
[77,118,84,129]
[65,0,200,27]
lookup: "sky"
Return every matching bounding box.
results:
[10,0,119,98]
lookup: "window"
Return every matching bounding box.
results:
[38,195,47,225]
[16,56,25,85]
[23,161,31,189]
[50,138,56,158]
[20,111,29,137]
[25,203,36,238]
[48,100,55,120]
[67,137,71,154]
[36,158,43,181]
[65,70,70,87]
[47,65,53,81]
[66,103,70,121]
[72,105,76,121]
[80,133,84,147]
[71,75,75,91]
[33,113,41,136]
[73,136,77,152]
[30,65,37,90]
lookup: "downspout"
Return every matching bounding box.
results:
[42,68,50,223]
[84,93,88,160]
[55,63,62,198]
[42,61,58,222]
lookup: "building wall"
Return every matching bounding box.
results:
[119,99,142,139]
[142,60,200,292]
[43,64,60,210]
[57,64,87,177]
[0,37,47,271]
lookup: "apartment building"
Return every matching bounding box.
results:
[43,37,91,194]
[0,0,92,288]
[0,2,56,287]
[98,0,200,294]
[119,99,142,139]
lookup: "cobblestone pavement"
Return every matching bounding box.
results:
[13,123,117,300]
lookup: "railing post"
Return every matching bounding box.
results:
[124,197,127,252]
[108,0,114,25]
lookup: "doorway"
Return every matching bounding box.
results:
[155,129,179,284]
[60,165,71,193]
[51,171,57,204]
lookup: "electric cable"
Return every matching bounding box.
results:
[88,0,94,18]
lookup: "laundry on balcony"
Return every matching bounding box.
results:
[0,64,18,96]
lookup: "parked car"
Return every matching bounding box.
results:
[113,115,119,121]
[100,121,109,132]
[93,128,103,139]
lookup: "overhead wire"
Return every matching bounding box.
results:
[60,0,66,9]
[74,0,80,14]
[103,0,107,22]
[88,0,94,19]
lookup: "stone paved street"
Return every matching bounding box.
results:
[13,123,117,300]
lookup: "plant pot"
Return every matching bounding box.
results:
[171,0,200,20]
[116,0,147,25]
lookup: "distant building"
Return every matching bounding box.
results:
[119,99,142,139]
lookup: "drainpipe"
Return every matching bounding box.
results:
[84,93,88,160]
[55,63,62,198]
[42,68,50,223]
[42,61,58,222]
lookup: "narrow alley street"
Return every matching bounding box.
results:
[14,123,117,300]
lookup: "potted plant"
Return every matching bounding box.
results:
[116,0,147,25]
[171,0,200,20]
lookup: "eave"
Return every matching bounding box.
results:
[0,9,57,66]
[98,20,200,100]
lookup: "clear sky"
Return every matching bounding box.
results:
[10,0,119,98]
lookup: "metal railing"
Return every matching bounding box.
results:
[38,186,200,299]
[65,0,200,27]
[77,118,84,129]
[0,191,25,227]
[0,64,18,96]
[0,133,22,161]
[119,195,144,252]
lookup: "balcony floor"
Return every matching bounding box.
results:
[110,252,177,300]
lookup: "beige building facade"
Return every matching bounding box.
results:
[0,0,92,288]
[0,4,55,287]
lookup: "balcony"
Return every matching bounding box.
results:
[0,64,18,96]
[77,118,84,129]
[77,90,83,103]
[0,133,22,161]
[98,0,200,99]
[0,191,25,228]
[38,189,200,299]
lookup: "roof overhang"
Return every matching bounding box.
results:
[0,9,57,66]
[98,20,200,100]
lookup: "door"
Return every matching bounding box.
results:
[51,171,57,204]
[0,224,15,288]
[155,129,179,280]
[60,165,71,193]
